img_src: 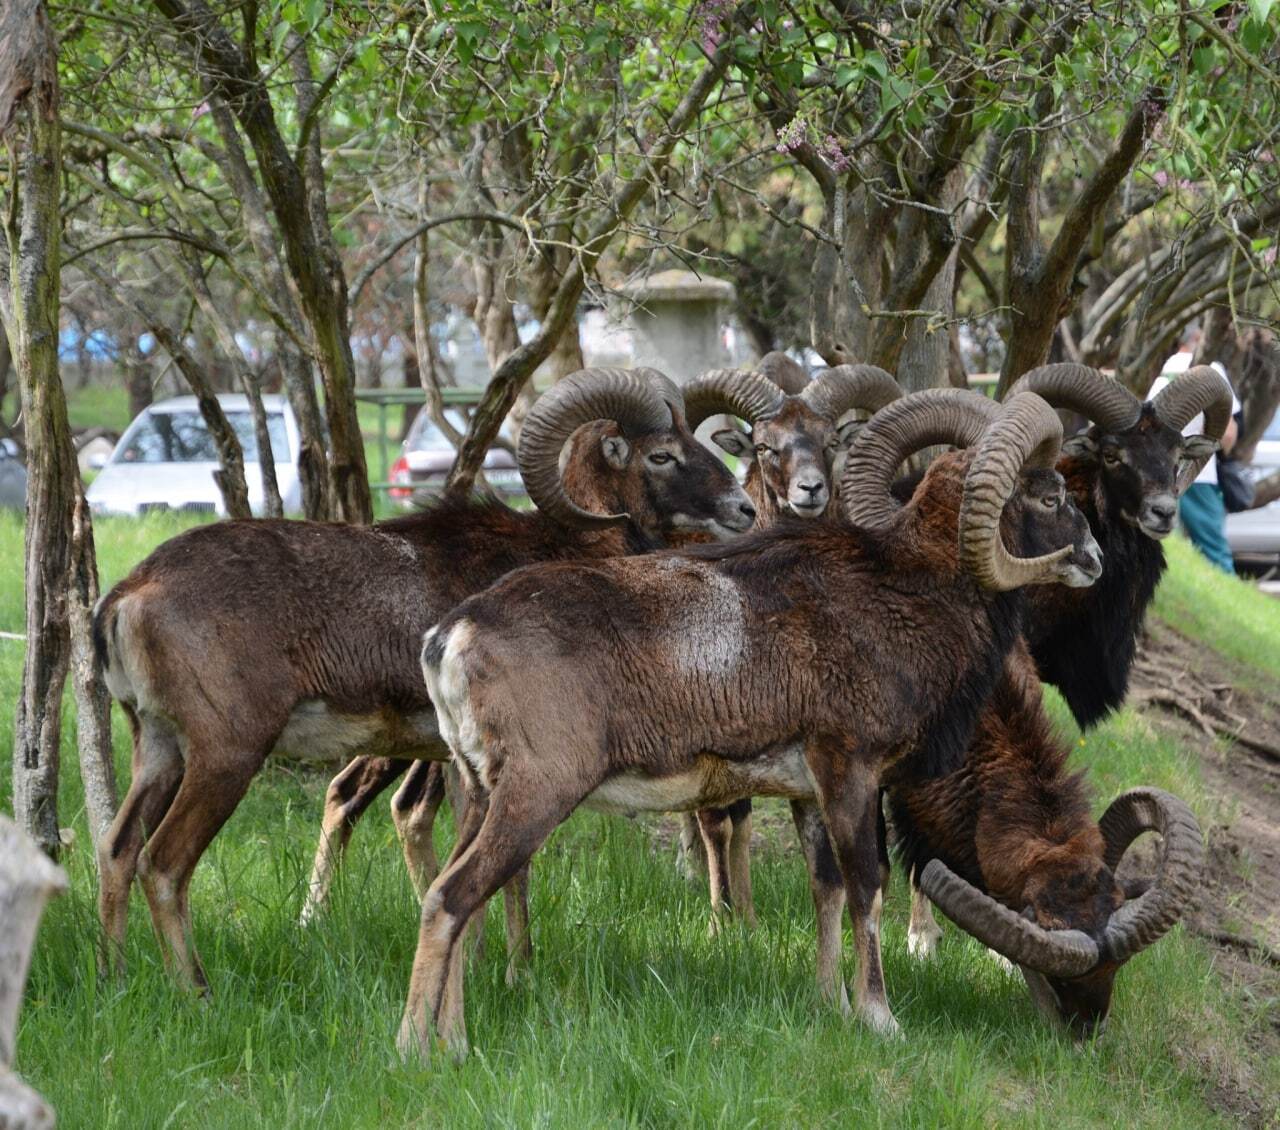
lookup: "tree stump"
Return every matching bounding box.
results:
[0,816,66,1129]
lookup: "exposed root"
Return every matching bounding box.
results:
[1130,632,1280,763]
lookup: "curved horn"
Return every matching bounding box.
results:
[1006,363,1141,432]
[517,367,673,529]
[1098,787,1204,963]
[1151,365,1233,436]
[757,351,809,395]
[682,367,786,432]
[1151,366,1234,491]
[920,859,1099,978]
[841,388,1000,530]
[959,392,1071,591]
[800,364,904,423]
[637,368,686,418]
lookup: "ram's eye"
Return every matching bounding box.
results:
[648,452,674,465]
[755,444,775,457]
[1102,451,1121,466]
[1042,495,1060,509]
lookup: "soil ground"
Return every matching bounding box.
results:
[1133,620,1280,1127]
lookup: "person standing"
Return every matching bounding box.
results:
[1150,335,1240,573]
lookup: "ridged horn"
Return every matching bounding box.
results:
[1151,365,1233,436]
[1006,363,1141,432]
[517,367,674,528]
[1151,366,1234,492]
[1097,787,1203,963]
[682,367,786,432]
[959,392,1070,591]
[757,351,809,395]
[801,364,903,423]
[841,388,999,531]
[919,859,1099,979]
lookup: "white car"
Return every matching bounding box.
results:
[1226,405,1280,570]
[87,394,304,517]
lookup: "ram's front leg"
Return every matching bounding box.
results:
[803,737,898,1037]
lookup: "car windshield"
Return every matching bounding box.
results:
[116,411,290,464]
[1264,408,1280,443]
[405,408,470,453]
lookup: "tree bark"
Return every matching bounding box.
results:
[0,816,65,1130]
[186,259,282,516]
[412,225,464,450]
[123,341,152,424]
[67,491,117,849]
[153,1,371,523]
[2,0,74,854]
[204,94,331,519]
[895,168,965,392]
[999,90,1166,395]
[1251,469,1280,510]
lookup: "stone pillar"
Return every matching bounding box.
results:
[617,269,736,383]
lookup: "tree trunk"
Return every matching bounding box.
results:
[188,262,282,516]
[412,227,464,450]
[123,346,152,424]
[0,816,65,1130]
[205,95,331,520]
[2,1,74,854]
[67,492,117,849]
[1251,470,1280,510]
[0,321,12,420]
[277,334,330,520]
[155,3,371,523]
[895,168,964,392]
[999,92,1165,396]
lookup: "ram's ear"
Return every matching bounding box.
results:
[712,427,754,461]
[600,434,632,470]
[1182,435,1219,461]
[1062,433,1099,460]
[834,419,862,450]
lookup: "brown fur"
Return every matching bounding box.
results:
[402,450,1096,1054]
[93,416,751,988]
[888,644,1126,1033]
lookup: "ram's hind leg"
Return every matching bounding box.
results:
[397,760,590,1062]
[301,755,408,925]
[135,743,269,993]
[677,811,707,879]
[98,707,184,978]
[696,806,734,933]
[725,798,757,928]
[790,799,849,1013]
[803,739,898,1036]
[906,870,944,960]
[391,760,447,901]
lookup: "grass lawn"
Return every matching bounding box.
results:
[1,512,1277,1127]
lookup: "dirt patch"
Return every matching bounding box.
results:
[1132,619,1280,1127]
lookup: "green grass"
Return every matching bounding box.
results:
[1,514,1277,1127]
[1153,535,1280,684]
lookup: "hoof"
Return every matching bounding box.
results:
[985,947,1017,974]
[858,1000,902,1038]
[907,924,942,961]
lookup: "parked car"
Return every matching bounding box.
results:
[387,407,522,505]
[1226,405,1280,572]
[86,394,303,517]
[0,438,25,510]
